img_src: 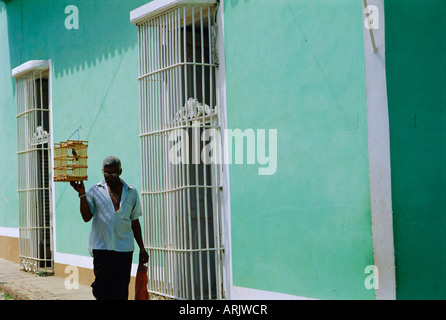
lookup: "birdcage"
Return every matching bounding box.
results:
[54,140,88,182]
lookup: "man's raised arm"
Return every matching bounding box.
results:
[70,181,93,222]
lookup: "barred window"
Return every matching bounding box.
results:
[13,60,54,275]
[131,0,224,299]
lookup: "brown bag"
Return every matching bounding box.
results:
[135,264,149,300]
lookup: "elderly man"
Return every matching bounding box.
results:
[70,156,149,300]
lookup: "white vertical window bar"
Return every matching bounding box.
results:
[184,6,194,301]
[138,3,222,300]
[16,70,53,275]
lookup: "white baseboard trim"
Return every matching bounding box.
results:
[54,252,139,276]
[231,285,315,300]
[0,227,19,238]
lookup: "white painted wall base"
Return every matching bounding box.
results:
[231,286,316,300]
[0,227,19,238]
[54,252,139,277]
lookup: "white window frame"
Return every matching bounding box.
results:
[131,0,231,300]
[12,60,55,275]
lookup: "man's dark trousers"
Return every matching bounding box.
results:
[92,249,133,300]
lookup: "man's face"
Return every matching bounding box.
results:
[103,165,122,186]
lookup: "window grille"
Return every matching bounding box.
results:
[135,1,224,299]
[15,68,54,275]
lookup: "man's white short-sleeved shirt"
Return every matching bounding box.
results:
[86,179,142,254]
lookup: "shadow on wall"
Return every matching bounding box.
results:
[5,0,150,82]
[227,0,251,8]
[2,0,150,192]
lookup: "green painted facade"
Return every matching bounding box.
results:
[0,2,18,230]
[0,0,148,260]
[385,0,446,300]
[224,0,373,299]
[1,0,445,300]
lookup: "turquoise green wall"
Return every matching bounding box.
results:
[224,0,374,299]
[0,2,19,229]
[1,0,148,259]
[385,0,446,300]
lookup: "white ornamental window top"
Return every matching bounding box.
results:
[130,0,217,25]
[31,126,49,146]
[174,98,218,125]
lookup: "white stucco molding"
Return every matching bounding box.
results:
[130,0,217,25]
[0,227,19,238]
[232,286,316,300]
[54,252,142,276]
[12,60,50,79]
[363,0,396,300]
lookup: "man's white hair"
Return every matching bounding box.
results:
[102,156,121,169]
